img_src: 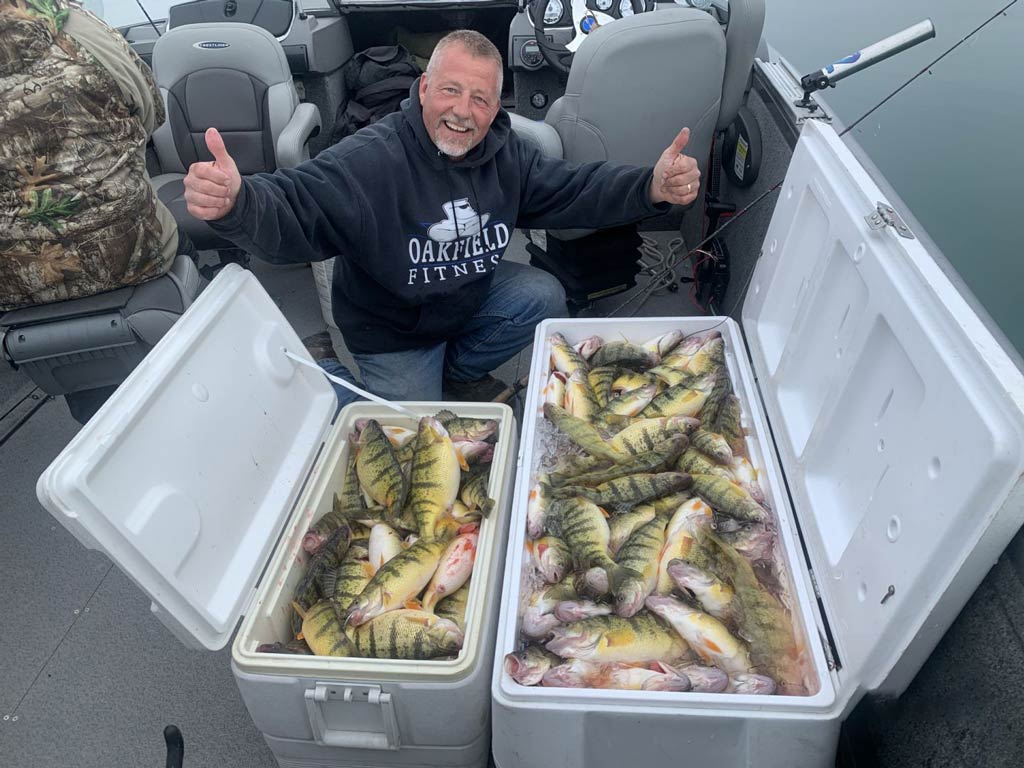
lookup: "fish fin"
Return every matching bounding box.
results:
[480,498,496,517]
[320,568,338,597]
[291,601,309,621]
[434,515,461,541]
[597,506,610,519]
[457,452,471,472]
[296,632,305,640]
[361,562,377,577]
[603,628,633,647]
[435,409,457,424]
[600,414,630,430]
[405,598,423,610]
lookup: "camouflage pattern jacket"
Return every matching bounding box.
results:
[0,0,178,311]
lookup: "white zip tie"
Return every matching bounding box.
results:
[282,349,419,419]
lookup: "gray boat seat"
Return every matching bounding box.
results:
[509,1,763,242]
[149,22,321,251]
[1,255,202,410]
[718,0,767,131]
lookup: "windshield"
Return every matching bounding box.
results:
[83,0,176,28]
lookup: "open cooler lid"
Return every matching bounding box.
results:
[37,266,337,650]
[741,119,1024,702]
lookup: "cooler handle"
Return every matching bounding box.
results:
[303,683,401,750]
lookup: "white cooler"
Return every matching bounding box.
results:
[491,120,1024,768]
[35,267,518,768]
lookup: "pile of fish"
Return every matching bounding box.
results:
[506,330,808,695]
[257,410,500,661]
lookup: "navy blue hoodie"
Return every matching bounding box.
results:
[209,80,667,354]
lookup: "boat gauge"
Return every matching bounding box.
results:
[618,0,634,17]
[520,39,544,68]
[544,0,564,24]
[595,0,613,10]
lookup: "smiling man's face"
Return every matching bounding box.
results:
[419,43,501,160]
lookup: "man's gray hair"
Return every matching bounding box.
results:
[426,30,504,97]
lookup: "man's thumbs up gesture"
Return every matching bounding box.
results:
[184,128,242,221]
[649,127,701,207]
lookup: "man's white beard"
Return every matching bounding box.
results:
[433,116,478,158]
[434,134,473,158]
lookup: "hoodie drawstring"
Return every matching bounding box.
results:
[440,153,461,242]
[468,175,484,236]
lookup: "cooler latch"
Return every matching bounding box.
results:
[865,202,914,239]
[304,682,400,750]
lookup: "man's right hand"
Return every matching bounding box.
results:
[183,127,242,220]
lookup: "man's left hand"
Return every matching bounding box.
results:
[650,127,701,206]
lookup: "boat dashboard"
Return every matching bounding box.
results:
[114,0,728,149]
[118,0,727,77]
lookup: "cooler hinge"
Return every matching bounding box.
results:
[865,202,914,239]
[253,433,332,603]
[240,587,259,621]
[807,565,822,599]
[808,567,842,672]
[818,628,839,672]
[738,327,844,674]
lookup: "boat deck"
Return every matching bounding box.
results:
[3,89,1024,768]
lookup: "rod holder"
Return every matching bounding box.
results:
[795,19,936,111]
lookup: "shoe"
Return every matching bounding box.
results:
[443,374,512,403]
[510,375,530,397]
[198,249,250,281]
[301,331,337,361]
[443,374,531,404]
[498,375,530,404]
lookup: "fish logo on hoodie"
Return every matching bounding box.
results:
[407,198,510,287]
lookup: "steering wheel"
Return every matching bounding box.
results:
[531,0,646,75]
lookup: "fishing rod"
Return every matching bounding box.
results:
[133,0,163,38]
[607,0,1020,322]
[841,0,1020,138]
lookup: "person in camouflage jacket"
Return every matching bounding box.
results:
[0,0,180,310]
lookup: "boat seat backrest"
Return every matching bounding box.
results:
[151,23,299,176]
[719,0,766,130]
[546,9,726,173]
[531,8,727,241]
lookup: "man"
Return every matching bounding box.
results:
[0,0,183,310]
[183,30,700,403]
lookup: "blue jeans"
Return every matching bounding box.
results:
[318,261,566,406]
